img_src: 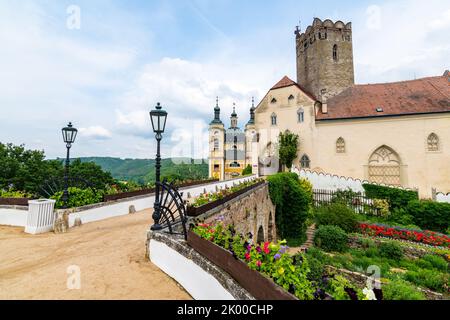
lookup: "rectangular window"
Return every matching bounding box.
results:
[298,112,304,123]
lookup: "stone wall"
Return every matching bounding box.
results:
[191,182,276,243]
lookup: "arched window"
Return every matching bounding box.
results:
[297,108,305,123]
[271,113,277,126]
[368,146,401,186]
[333,44,338,61]
[300,155,310,168]
[288,94,295,101]
[336,137,345,153]
[271,98,277,104]
[427,133,439,151]
[213,138,219,151]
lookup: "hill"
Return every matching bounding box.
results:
[75,157,208,184]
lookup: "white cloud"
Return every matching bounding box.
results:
[79,126,112,140]
[353,0,450,83]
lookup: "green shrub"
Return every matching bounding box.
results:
[379,242,404,260]
[315,203,358,233]
[268,172,311,243]
[383,279,425,300]
[404,269,448,293]
[406,200,450,233]
[51,187,103,209]
[363,184,418,211]
[314,225,348,252]
[0,189,32,198]
[241,165,252,176]
[419,255,448,272]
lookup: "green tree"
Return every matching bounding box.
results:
[278,131,299,171]
[0,142,61,194]
[68,159,115,190]
[242,164,252,176]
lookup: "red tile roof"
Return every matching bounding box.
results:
[270,76,317,101]
[316,75,450,121]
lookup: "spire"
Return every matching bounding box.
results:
[230,103,238,129]
[210,96,223,125]
[247,97,256,125]
[231,103,237,117]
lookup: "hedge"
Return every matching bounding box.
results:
[267,172,311,244]
[362,184,418,210]
[406,200,450,234]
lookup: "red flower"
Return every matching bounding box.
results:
[245,253,251,261]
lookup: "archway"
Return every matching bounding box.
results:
[257,226,265,244]
[368,146,401,186]
[268,212,274,242]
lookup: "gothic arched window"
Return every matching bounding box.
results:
[271,113,277,126]
[213,138,219,151]
[300,155,311,168]
[336,137,345,153]
[333,44,338,61]
[427,133,439,151]
[297,108,305,123]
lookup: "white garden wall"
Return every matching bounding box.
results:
[436,193,450,203]
[292,168,415,193]
[0,207,28,227]
[149,239,234,300]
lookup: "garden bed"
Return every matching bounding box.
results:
[186,180,265,217]
[187,230,297,300]
[0,198,30,206]
[103,178,219,202]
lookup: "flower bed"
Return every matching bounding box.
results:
[189,222,319,300]
[358,223,450,248]
[187,230,297,300]
[186,179,265,217]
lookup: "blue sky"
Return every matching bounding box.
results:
[0,0,449,159]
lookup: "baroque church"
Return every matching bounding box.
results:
[209,18,450,198]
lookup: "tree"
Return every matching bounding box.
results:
[242,164,252,176]
[278,131,299,171]
[0,142,61,194]
[0,142,114,196]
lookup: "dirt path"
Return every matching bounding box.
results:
[0,210,191,300]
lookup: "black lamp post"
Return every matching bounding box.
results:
[149,103,167,231]
[61,122,78,209]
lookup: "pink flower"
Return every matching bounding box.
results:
[257,260,262,267]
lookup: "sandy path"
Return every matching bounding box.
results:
[0,210,191,300]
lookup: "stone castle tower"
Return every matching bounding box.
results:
[295,18,355,101]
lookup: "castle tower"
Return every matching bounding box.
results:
[295,18,355,101]
[208,97,225,180]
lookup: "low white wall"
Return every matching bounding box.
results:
[68,195,154,227]
[292,168,416,193]
[149,239,234,300]
[0,208,28,227]
[436,193,450,204]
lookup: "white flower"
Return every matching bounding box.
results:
[363,287,377,300]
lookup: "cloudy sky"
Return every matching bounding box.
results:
[0,0,449,159]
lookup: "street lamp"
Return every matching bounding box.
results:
[61,122,78,209]
[149,103,167,231]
